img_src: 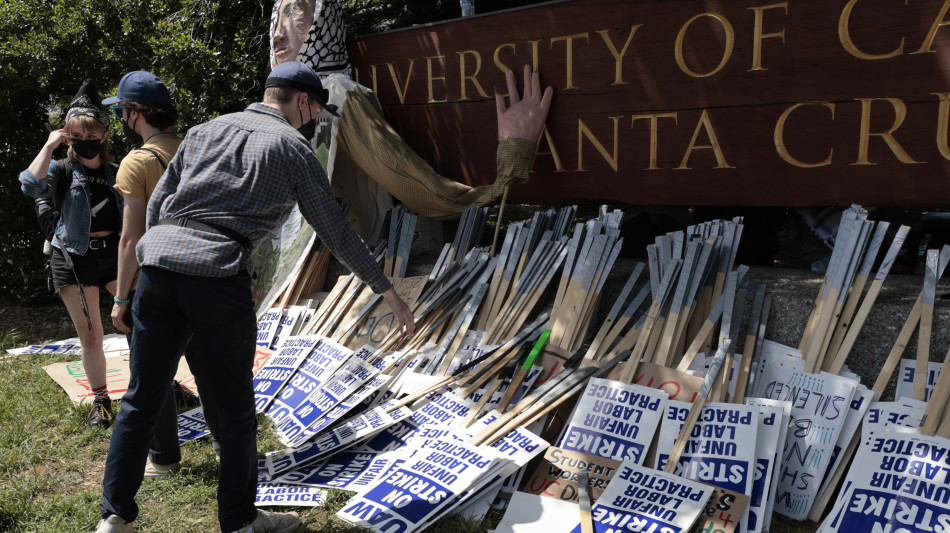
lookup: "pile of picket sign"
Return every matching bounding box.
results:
[174,204,950,533]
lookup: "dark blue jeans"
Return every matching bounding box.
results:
[101,266,258,531]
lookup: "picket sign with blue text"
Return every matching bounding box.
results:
[256,308,283,348]
[743,398,791,533]
[255,458,328,507]
[289,373,392,446]
[557,378,669,464]
[655,400,758,530]
[336,437,507,533]
[253,335,321,412]
[415,421,549,531]
[356,390,479,453]
[742,398,792,533]
[862,398,929,441]
[176,407,210,445]
[760,368,858,520]
[272,305,305,348]
[267,338,353,437]
[277,357,378,444]
[814,384,872,508]
[266,405,412,476]
[275,450,381,490]
[816,430,950,533]
[896,358,941,402]
[566,460,713,533]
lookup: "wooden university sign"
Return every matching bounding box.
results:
[349,0,950,207]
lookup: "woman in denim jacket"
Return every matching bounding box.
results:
[19,80,123,428]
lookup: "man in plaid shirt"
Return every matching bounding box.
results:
[96,62,414,533]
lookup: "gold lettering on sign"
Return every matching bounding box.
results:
[853,98,924,165]
[426,56,447,103]
[537,126,566,172]
[596,26,641,85]
[631,113,678,170]
[748,2,788,71]
[676,110,734,169]
[458,50,490,101]
[914,0,950,53]
[354,65,379,93]
[577,117,622,171]
[774,102,835,167]
[529,40,541,72]
[675,13,735,78]
[494,44,516,74]
[934,92,950,160]
[839,0,904,59]
[550,33,590,90]
[386,60,416,104]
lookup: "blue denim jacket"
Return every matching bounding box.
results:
[20,159,123,255]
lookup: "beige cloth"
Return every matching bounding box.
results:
[327,80,537,228]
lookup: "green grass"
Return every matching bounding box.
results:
[0,344,503,533]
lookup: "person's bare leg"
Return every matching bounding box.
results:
[60,284,107,392]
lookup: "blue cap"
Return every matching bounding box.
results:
[265,61,339,117]
[102,71,172,106]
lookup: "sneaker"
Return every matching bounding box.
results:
[143,460,181,479]
[95,514,133,533]
[87,398,113,428]
[173,380,201,409]
[226,510,301,533]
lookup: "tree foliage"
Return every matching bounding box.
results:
[0,0,544,297]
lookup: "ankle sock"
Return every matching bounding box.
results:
[92,385,110,402]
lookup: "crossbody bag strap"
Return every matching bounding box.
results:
[135,147,168,170]
[157,217,251,251]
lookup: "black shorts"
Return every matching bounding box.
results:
[50,235,119,293]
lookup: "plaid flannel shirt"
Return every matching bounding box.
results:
[137,102,390,294]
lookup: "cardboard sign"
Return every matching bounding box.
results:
[343,276,427,350]
[761,369,857,519]
[656,402,759,502]
[690,486,750,533]
[633,361,704,403]
[750,341,804,399]
[523,446,621,502]
[818,431,950,533]
[255,482,328,507]
[566,461,713,533]
[491,491,584,532]
[44,355,194,405]
[896,358,941,402]
[252,335,321,413]
[815,383,873,504]
[558,378,669,464]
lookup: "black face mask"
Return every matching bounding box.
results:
[71,138,102,160]
[121,116,143,144]
[297,104,316,142]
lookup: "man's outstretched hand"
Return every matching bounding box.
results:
[496,64,554,142]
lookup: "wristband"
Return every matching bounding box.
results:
[113,296,131,304]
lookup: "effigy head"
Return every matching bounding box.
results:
[270,0,351,78]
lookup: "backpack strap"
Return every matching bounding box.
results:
[135,147,168,170]
[53,158,72,211]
